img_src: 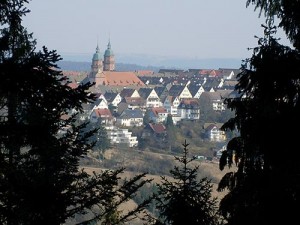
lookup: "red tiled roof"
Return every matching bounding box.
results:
[199,69,222,77]
[94,71,145,87]
[136,70,154,76]
[94,108,113,118]
[199,69,212,75]
[124,97,145,105]
[149,123,166,134]
[181,98,199,105]
[151,107,167,115]
[209,70,222,77]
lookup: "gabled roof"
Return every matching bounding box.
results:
[203,122,223,131]
[219,68,241,78]
[209,70,222,77]
[104,92,119,102]
[93,92,105,98]
[92,71,145,87]
[94,108,113,118]
[200,90,232,102]
[188,85,202,96]
[120,109,143,119]
[151,107,167,116]
[120,88,138,98]
[178,99,200,109]
[117,102,129,115]
[228,90,242,98]
[168,85,185,97]
[136,70,154,76]
[138,88,154,99]
[200,92,223,101]
[215,90,232,98]
[163,95,178,104]
[123,97,145,106]
[222,80,238,89]
[199,69,222,77]
[154,86,167,97]
[94,98,108,108]
[158,69,184,74]
[148,123,166,134]
[202,78,221,89]
[199,69,212,75]
[188,69,202,73]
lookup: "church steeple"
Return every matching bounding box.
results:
[103,39,115,71]
[107,39,111,50]
[91,43,103,73]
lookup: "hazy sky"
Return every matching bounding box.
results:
[23,0,290,65]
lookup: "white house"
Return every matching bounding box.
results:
[90,108,114,125]
[177,99,200,120]
[138,88,162,108]
[203,123,226,142]
[168,85,192,100]
[116,109,144,127]
[93,98,108,110]
[120,88,140,98]
[200,91,230,112]
[163,95,180,115]
[104,92,122,107]
[149,107,168,123]
[105,125,138,147]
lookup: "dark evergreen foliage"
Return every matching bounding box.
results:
[246,0,300,49]
[84,119,111,153]
[155,140,220,225]
[143,109,152,125]
[218,2,300,223]
[164,114,174,128]
[0,1,153,224]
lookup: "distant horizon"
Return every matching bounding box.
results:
[23,0,290,66]
[60,52,243,70]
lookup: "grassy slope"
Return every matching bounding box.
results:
[79,148,235,224]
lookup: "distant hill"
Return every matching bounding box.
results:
[58,52,242,72]
[57,61,162,72]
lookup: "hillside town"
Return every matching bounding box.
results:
[64,41,240,153]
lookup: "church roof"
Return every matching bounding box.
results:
[93,71,145,87]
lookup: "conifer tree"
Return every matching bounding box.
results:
[143,109,152,125]
[155,140,220,225]
[218,2,300,225]
[246,0,300,49]
[165,114,174,128]
[0,1,153,224]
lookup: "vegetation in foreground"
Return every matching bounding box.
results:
[1,0,300,225]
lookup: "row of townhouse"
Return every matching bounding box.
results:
[72,48,240,147]
[89,95,202,126]
[82,72,239,147]
[89,84,235,122]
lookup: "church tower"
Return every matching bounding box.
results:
[91,44,103,74]
[103,40,115,71]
